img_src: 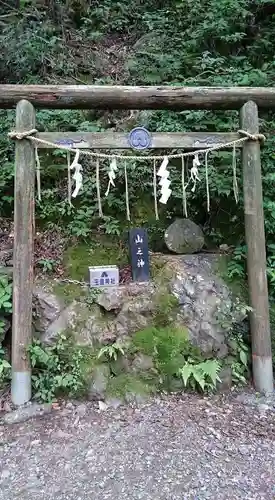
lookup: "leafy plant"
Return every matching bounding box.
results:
[0,320,7,346]
[67,207,96,239]
[216,298,252,334]
[227,246,247,280]
[28,335,86,402]
[0,276,12,379]
[37,258,58,273]
[98,342,126,361]
[99,216,121,236]
[0,320,5,337]
[226,244,275,300]
[153,292,179,328]
[266,253,275,294]
[0,347,11,383]
[228,332,250,385]
[178,359,221,392]
[0,275,12,314]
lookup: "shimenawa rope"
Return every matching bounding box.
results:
[7,128,266,161]
[8,128,266,217]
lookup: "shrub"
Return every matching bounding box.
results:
[28,335,89,402]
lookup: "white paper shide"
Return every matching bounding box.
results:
[157,156,171,204]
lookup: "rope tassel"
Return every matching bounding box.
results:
[67,151,72,206]
[205,150,210,212]
[153,159,159,220]
[96,158,103,217]
[181,156,187,218]
[232,142,239,203]
[124,161,130,221]
[34,145,41,202]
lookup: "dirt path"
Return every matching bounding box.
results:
[0,391,274,500]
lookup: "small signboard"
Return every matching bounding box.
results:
[89,265,119,287]
[129,228,150,282]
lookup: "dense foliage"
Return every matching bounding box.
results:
[28,335,88,401]
[1,1,275,278]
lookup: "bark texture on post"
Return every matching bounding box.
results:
[11,99,35,405]
[1,85,275,109]
[240,100,273,394]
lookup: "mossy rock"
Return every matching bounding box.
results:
[152,290,179,327]
[106,373,155,401]
[53,281,103,309]
[109,355,132,376]
[53,282,88,305]
[63,235,128,281]
[133,325,202,380]
[150,254,176,283]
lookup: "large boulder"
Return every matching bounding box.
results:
[35,254,246,359]
[165,218,204,254]
[169,254,245,357]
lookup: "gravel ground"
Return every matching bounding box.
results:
[0,391,274,500]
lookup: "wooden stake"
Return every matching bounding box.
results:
[240,100,273,393]
[11,100,35,405]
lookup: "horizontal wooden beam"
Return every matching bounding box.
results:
[1,85,275,110]
[36,131,242,150]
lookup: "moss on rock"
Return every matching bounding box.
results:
[106,373,155,400]
[63,235,128,281]
[53,282,88,305]
[154,290,179,324]
[133,325,202,381]
[150,254,176,283]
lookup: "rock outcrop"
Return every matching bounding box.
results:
[33,254,246,360]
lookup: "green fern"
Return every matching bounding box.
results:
[97,342,126,361]
[178,359,221,392]
[199,360,221,386]
[178,363,193,387]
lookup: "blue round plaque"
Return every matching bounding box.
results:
[128,127,152,150]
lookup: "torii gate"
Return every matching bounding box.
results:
[0,85,273,403]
